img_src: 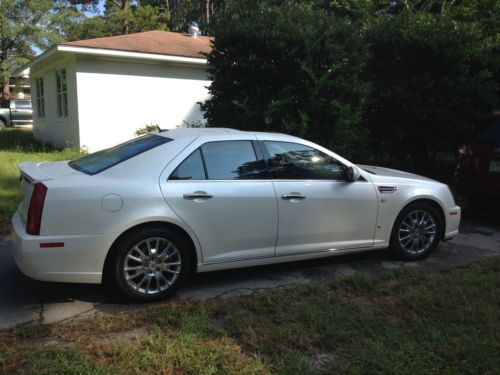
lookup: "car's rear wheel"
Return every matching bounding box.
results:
[390,202,442,260]
[109,226,193,302]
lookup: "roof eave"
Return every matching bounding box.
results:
[58,45,207,65]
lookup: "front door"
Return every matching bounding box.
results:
[262,141,378,255]
[163,140,278,264]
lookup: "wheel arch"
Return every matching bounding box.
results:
[102,221,199,282]
[394,197,446,240]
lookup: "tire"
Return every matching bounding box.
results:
[108,226,194,302]
[390,202,442,260]
[0,118,6,130]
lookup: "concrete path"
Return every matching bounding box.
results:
[1,217,499,331]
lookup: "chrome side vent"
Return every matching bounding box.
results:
[378,186,397,194]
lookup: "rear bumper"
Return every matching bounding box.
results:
[10,212,115,284]
[444,206,461,241]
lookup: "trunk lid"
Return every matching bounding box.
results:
[18,161,83,224]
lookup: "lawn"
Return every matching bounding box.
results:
[0,258,499,374]
[0,128,82,234]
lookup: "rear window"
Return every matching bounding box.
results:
[476,118,500,146]
[69,134,171,175]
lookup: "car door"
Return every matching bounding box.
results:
[162,138,278,264]
[11,100,32,124]
[261,140,378,255]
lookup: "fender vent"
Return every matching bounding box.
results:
[378,186,397,194]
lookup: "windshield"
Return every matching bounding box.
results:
[69,134,171,175]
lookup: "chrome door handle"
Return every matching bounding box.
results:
[281,193,306,200]
[183,192,213,200]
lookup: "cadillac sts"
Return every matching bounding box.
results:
[11,128,461,301]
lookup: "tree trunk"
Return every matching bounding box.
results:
[1,48,9,99]
[205,0,210,25]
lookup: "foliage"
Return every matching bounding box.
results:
[203,0,500,169]
[202,1,370,159]
[364,9,499,170]
[0,0,55,97]
[135,123,161,136]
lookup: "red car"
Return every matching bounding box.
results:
[455,111,500,202]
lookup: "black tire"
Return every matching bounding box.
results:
[390,202,442,260]
[108,226,194,302]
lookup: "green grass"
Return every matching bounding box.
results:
[1,258,499,374]
[0,128,82,234]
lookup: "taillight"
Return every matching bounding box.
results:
[27,182,48,235]
[458,145,474,156]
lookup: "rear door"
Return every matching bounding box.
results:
[162,138,278,264]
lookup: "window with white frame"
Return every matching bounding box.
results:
[56,69,68,118]
[35,78,45,119]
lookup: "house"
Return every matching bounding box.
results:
[24,30,212,151]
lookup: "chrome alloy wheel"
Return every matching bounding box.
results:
[398,210,437,255]
[123,237,182,295]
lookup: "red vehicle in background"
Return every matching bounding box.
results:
[455,111,500,203]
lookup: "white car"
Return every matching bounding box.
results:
[11,128,461,301]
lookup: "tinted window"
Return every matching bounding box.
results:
[476,118,500,146]
[201,141,262,180]
[15,100,31,109]
[69,134,171,175]
[265,141,345,180]
[1,100,9,108]
[170,149,206,180]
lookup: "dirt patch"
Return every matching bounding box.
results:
[459,225,494,236]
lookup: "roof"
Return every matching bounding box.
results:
[61,30,212,59]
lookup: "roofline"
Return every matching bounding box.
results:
[58,45,207,65]
[25,43,207,74]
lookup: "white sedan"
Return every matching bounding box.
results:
[11,128,461,301]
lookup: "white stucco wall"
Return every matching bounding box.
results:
[30,55,80,148]
[75,56,211,151]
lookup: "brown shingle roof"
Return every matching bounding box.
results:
[62,30,212,59]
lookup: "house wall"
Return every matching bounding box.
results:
[75,56,211,151]
[30,55,80,148]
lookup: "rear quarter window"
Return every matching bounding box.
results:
[69,134,171,175]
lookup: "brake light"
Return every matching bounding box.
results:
[458,145,474,156]
[27,182,48,235]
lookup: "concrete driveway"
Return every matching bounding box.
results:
[1,210,499,331]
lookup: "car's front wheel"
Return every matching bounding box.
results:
[109,226,193,302]
[390,202,442,260]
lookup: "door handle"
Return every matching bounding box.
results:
[183,192,213,200]
[281,193,306,200]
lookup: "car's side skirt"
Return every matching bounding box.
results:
[196,243,390,273]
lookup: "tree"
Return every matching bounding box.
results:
[0,0,56,98]
[202,1,370,159]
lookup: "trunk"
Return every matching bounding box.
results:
[205,0,210,25]
[122,0,129,34]
[1,76,9,99]
[18,161,84,223]
[1,48,9,99]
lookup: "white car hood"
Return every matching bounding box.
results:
[357,165,436,182]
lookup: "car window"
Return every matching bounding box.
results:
[476,119,500,146]
[201,141,262,180]
[264,141,345,180]
[170,149,206,180]
[15,100,31,109]
[1,100,9,108]
[69,134,171,175]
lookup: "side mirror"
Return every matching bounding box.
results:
[344,166,360,182]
